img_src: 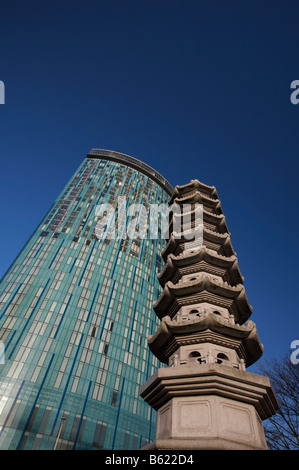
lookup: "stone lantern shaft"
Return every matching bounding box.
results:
[140,180,279,450]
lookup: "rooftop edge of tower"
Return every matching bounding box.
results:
[87,148,174,196]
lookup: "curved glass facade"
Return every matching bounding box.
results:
[0,151,173,449]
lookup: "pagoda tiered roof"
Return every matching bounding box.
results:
[168,206,229,235]
[161,226,236,261]
[158,246,244,287]
[147,313,263,366]
[170,190,223,213]
[153,274,252,324]
[169,180,219,204]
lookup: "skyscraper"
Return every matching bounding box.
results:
[0,149,173,450]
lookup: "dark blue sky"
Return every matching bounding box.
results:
[0,0,298,368]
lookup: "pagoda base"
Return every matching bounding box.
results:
[143,395,267,450]
[140,364,279,451]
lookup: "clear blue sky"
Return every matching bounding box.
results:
[0,0,298,369]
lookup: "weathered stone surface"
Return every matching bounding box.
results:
[144,395,268,450]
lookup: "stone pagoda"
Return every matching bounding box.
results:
[140,180,279,450]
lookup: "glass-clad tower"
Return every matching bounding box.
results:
[0,149,173,450]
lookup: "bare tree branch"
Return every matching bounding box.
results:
[258,353,299,450]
